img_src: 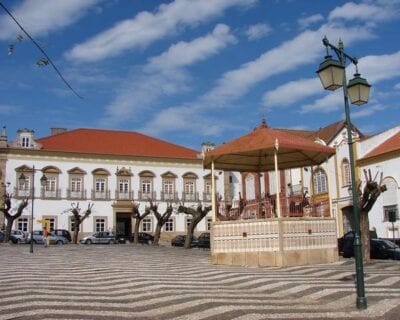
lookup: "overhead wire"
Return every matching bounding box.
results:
[0,1,83,99]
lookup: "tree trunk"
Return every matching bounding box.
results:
[360,210,370,263]
[153,222,162,246]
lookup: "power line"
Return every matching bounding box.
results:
[0,1,83,99]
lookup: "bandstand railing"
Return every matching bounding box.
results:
[217,194,330,221]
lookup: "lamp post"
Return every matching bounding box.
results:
[19,165,47,253]
[317,36,371,310]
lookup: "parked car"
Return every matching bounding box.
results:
[197,232,210,249]
[0,230,23,244]
[53,229,72,242]
[10,230,27,244]
[79,232,116,244]
[338,230,377,257]
[171,235,198,247]
[27,230,68,245]
[371,239,400,260]
[130,232,154,244]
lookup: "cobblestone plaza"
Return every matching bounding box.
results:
[0,244,399,320]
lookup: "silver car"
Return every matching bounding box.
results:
[11,230,27,244]
[27,230,68,245]
[80,232,116,244]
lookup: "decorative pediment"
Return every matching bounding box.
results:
[92,168,111,176]
[139,170,155,178]
[161,171,177,179]
[42,166,61,174]
[115,167,132,176]
[15,165,33,173]
[203,173,218,180]
[67,167,87,175]
[182,172,198,179]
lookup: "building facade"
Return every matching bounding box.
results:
[0,127,223,242]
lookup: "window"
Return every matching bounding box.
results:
[141,179,152,194]
[45,176,56,192]
[119,179,129,193]
[164,218,174,232]
[142,218,152,232]
[17,174,30,197]
[163,179,174,194]
[21,136,30,148]
[313,168,328,194]
[69,172,85,199]
[71,177,82,192]
[42,217,56,231]
[184,179,197,201]
[382,177,398,222]
[95,178,105,192]
[341,159,351,186]
[95,218,106,232]
[205,180,212,194]
[44,176,57,198]
[383,205,398,222]
[207,218,212,231]
[17,217,28,232]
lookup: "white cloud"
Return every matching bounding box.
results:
[66,0,255,62]
[0,0,100,40]
[300,91,343,114]
[352,103,386,119]
[298,14,324,30]
[101,24,236,126]
[395,82,400,90]
[328,2,399,22]
[145,24,236,73]
[358,51,400,83]
[262,78,321,107]
[202,24,373,105]
[245,23,272,40]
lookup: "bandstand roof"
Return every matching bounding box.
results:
[203,119,335,172]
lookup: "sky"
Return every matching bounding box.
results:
[0,0,399,151]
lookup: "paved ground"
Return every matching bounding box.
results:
[0,243,399,320]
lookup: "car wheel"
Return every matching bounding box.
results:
[86,239,92,244]
[57,240,64,245]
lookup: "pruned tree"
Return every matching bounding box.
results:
[0,193,28,242]
[178,201,211,249]
[69,202,93,244]
[132,201,151,244]
[150,200,174,246]
[358,169,387,262]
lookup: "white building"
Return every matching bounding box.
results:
[0,127,223,242]
[357,126,400,238]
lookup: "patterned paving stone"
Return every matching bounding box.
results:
[0,244,399,320]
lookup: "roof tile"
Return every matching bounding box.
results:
[36,128,199,160]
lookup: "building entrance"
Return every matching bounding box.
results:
[116,213,132,242]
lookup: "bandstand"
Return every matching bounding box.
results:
[203,120,339,267]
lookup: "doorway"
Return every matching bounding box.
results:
[116,213,132,241]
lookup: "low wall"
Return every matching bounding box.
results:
[211,218,339,267]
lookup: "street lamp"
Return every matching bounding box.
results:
[317,36,371,310]
[19,165,47,253]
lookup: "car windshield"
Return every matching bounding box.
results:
[380,239,398,249]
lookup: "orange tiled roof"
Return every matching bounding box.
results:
[361,131,400,160]
[36,128,199,160]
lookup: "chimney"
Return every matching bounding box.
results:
[0,126,7,148]
[51,128,67,135]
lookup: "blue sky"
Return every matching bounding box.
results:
[0,0,399,150]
